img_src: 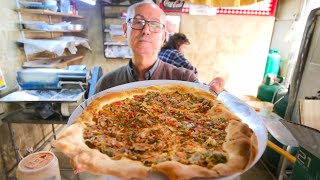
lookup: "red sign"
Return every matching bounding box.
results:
[160,0,189,13]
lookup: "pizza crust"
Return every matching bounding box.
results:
[52,124,150,179]
[52,84,258,179]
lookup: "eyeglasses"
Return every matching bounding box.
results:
[127,18,165,33]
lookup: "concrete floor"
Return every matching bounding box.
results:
[55,150,276,180]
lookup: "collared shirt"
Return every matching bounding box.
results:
[158,49,198,74]
[127,58,160,80]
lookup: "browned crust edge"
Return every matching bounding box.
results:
[51,124,150,179]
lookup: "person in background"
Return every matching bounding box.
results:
[95,0,224,94]
[159,33,198,75]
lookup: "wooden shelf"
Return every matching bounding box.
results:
[23,54,84,68]
[104,41,127,46]
[104,16,126,19]
[101,2,130,7]
[16,8,84,18]
[23,29,83,33]
[104,28,122,33]
[102,1,130,60]
[2,111,68,124]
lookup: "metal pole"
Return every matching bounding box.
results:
[52,124,57,140]
[7,123,22,163]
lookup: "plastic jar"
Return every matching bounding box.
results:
[17,151,61,180]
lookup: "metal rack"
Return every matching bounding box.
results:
[101,2,132,59]
[15,1,85,62]
[2,111,67,179]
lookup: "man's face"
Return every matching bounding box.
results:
[123,4,166,57]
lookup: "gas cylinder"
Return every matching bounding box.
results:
[263,49,281,79]
[257,75,282,102]
[273,90,288,118]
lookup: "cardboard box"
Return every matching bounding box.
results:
[280,120,320,180]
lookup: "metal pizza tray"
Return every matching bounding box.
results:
[67,80,268,180]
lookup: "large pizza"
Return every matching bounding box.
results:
[53,84,258,179]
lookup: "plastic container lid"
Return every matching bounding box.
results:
[17,151,61,180]
[18,151,55,173]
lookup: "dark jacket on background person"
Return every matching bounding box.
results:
[159,49,198,74]
[159,33,198,74]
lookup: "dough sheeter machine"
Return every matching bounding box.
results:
[0,65,102,165]
[0,65,90,120]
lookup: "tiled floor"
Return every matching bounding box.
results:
[55,150,276,180]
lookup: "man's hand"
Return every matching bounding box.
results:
[209,77,225,95]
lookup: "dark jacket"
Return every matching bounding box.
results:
[95,60,197,93]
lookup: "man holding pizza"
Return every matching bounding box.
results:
[95,0,224,94]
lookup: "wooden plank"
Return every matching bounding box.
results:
[19,13,62,22]
[299,100,320,130]
[24,31,63,39]
[23,29,83,33]
[16,9,83,18]
[23,55,84,68]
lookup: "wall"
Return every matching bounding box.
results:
[181,14,274,96]
[0,1,23,96]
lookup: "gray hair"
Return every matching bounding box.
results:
[125,0,166,23]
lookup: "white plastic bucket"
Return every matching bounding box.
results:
[17,151,61,180]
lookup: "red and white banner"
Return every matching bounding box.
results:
[216,0,277,16]
[160,0,278,16]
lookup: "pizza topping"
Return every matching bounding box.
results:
[51,84,259,180]
[84,90,239,168]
